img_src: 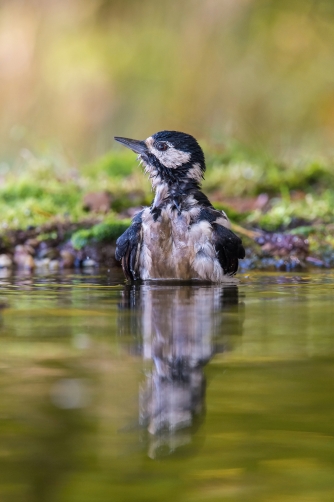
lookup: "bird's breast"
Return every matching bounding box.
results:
[138,205,223,281]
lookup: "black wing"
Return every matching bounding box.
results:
[212,222,245,275]
[198,208,245,276]
[115,211,143,281]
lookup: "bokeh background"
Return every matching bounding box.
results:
[1,0,334,162]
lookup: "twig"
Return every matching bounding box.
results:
[230,222,262,239]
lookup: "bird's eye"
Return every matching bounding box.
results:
[155,142,168,152]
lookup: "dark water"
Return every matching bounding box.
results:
[1,269,334,502]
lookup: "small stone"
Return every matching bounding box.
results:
[0,254,12,268]
[14,245,33,268]
[83,191,112,213]
[37,246,59,260]
[23,255,35,270]
[60,250,75,268]
[25,238,39,249]
[35,258,51,268]
[82,259,96,268]
[49,260,59,271]
[24,244,35,256]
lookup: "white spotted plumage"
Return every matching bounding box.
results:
[114,130,245,282]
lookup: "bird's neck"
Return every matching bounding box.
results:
[152,178,210,213]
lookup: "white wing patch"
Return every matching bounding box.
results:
[215,214,231,229]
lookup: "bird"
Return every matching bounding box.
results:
[114,130,245,282]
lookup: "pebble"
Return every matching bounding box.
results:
[14,245,35,269]
[38,246,59,260]
[82,258,96,268]
[49,260,59,271]
[35,258,50,269]
[83,191,112,213]
[60,250,75,268]
[0,254,12,268]
[23,255,35,270]
[25,238,39,249]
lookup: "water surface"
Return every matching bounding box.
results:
[1,269,334,501]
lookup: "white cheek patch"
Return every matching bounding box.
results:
[149,142,191,169]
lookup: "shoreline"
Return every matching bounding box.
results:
[0,218,331,273]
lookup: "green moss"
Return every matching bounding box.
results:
[307,226,334,257]
[0,145,333,241]
[0,180,44,202]
[71,229,91,250]
[37,231,58,241]
[71,219,131,250]
[84,150,136,178]
[289,226,317,237]
[249,190,334,231]
[213,202,248,223]
[204,142,334,197]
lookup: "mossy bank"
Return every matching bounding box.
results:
[0,143,333,273]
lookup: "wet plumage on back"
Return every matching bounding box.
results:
[114,131,245,282]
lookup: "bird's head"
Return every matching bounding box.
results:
[114,130,205,187]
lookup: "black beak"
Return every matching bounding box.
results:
[114,136,148,155]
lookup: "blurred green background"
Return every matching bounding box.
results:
[0,0,334,264]
[1,0,334,161]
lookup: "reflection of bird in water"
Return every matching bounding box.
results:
[114,131,245,282]
[119,282,244,457]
